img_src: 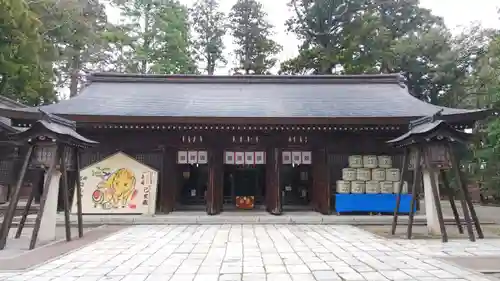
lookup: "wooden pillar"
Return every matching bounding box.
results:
[265,148,281,215]
[207,148,223,215]
[0,146,34,250]
[207,149,216,215]
[161,147,178,213]
[312,148,331,215]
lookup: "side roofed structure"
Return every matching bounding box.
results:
[0,73,490,216]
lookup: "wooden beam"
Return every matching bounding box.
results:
[423,150,448,243]
[391,147,409,235]
[14,171,42,239]
[29,146,62,250]
[60,145,71,242]
[406,147,421,239]
[74,147,83,238]
[440,170,464,234]
[448,143,476,242]
[0,145,34,250]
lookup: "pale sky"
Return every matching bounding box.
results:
[107,0,500,74]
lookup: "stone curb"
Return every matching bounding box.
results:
[6,215,495,226]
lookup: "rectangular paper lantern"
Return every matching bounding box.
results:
[255,151,265,164]
[198,151,208,164]
[282,151,292,164]
[292,151,302,165]
[235,152,245,165]
[177,151,188,164]
[245,152,255,165]
[224,151,234,164]
[188,151,198,164]
[302,151,312,164]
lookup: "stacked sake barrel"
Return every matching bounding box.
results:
[336,155,408,194]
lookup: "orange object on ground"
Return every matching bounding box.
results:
[235,196,254,209]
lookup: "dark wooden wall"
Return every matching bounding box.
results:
[76,127,408,214]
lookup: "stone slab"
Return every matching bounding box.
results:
[3,212,494,227]
[1,225,497,281]
[0,225,125,271]
[441,257,500,273]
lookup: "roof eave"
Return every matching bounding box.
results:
[0,108,491,126]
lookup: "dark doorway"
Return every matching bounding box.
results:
[281,165,313,210]
[177,164,208,210]
[223,165,266,209]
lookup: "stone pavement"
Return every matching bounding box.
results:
[0,225,498,281]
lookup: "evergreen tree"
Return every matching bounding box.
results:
[190,0,227,75]
[111,0,197,74]
[229,0,281,74]
[0,0,57,105]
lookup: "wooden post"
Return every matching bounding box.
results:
[161,146,178,214]
[0,145,34,250]
[447,143,476,242]
[274,148,281,215]
[423,150,448,243]
[215,148,224,214]
[207,149,216,215]
[265,147,281,215]
[406,147,421,239]
[459,169,484,239]
[15,171,43,239]
[391,148,409,235]
[73,147,83,238]
[60,146,71,242]
[440,170,464,234]
[29,146,62,250]
[312,148,331,215]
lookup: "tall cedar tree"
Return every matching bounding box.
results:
[190,0,227,75]
[0,0,56,105]
[111,0,197,74]
[229,0,281,74]
[31,0,109,97]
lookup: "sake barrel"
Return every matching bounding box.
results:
[348,155,363,168]
[393,181,409,194]
[365,181,381,194]
[378,155,392,168]
[356,168,371,181]
[363,155,378,168]
[380,181,394,194]
[371,168,386,181]
[351,181,366,194]
[342,168,357,181]
[336,180,351,194]
[386,168,401,182]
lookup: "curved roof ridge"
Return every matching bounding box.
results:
[87,72,407,85]
[397,84,486,115]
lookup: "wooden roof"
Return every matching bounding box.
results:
[0,73,490,125]
[0,95,28,133]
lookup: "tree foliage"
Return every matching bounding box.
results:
[469,36,500,196]
[110,0,197,74]
[32,0,110,97]
[0,0,57,105]
[229,0,282,74]
[281,0,465,103]
[190,0,227,75]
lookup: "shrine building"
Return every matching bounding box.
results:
[0,73,488,215]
